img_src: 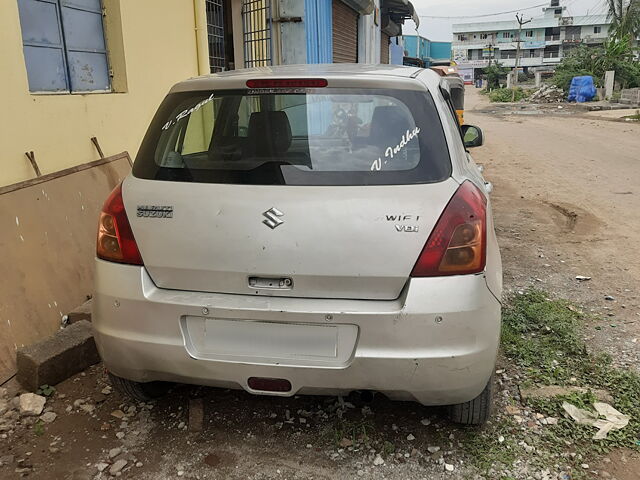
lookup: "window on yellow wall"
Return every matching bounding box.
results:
[17,0,110,93]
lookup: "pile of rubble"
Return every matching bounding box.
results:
[529,84,566,103]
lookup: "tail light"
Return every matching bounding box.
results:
[96,183,143,265]
[411,181,486,277]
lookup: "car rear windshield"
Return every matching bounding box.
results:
[133,87,452,186]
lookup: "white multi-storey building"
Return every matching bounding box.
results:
[452,0,611,82]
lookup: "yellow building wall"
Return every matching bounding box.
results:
[0,0,202,188]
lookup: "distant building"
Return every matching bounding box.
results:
[452,0,611,82]
[401,34,452,66]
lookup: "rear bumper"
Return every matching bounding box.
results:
[92,259,501,406]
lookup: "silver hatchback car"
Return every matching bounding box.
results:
[93,64,502,424]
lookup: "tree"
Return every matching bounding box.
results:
[552,42,640,90]
[605,0,640,39]
[482,63,510,89]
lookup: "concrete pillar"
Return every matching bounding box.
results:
[535,72,542,87]
[231,0,245,68]
[278,0,307,65]
[358,0,381,64]
[604,70,615,100]
[506,72,513,89]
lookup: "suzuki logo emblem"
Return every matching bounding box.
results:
[262,207,284,229]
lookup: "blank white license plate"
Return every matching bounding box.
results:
[181,317,358,367]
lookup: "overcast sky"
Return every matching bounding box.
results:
[405,0,610,41]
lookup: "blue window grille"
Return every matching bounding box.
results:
[17,0,110,93]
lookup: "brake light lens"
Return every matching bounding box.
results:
[411,181,487,277]
[247,377,292,392]
[96,183,143,265]
[246,78,328,89]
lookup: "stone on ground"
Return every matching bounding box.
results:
[18,393,46,416]
[520,385,613,404]
[39,411,57,423]
[108,447,122,459]
[109,459,127,475]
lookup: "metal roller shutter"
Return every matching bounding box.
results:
[380,32,390,64]
[332,0,358,63]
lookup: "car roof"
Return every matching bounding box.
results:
[170,64,443,93]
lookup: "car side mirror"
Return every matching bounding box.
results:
[462,125,484,148]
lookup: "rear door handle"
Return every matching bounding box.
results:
[248,277,293,290]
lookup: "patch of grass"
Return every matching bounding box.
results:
[502,290,640,452]
[461,417,523,472]
[322,418,376,448]
[624,110,640,120]
[33,420,45,436]
[381,440,395,457]
[463,290,640,478]
[489,87,530,102]
[501,290,587,385]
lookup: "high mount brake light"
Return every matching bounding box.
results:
[96,183,143,266]
[246,78,328,89]
[411,181,487,277]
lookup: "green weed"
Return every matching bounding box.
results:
[33,420,45,436]
[463,289,640,476]
[36,385,55,397]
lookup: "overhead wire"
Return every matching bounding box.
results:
[577,0,610,25]
[417,0,603,21]
[417,2,551,20]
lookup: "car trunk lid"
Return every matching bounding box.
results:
[124,177,459,300]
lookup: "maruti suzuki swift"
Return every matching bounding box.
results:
[92,64,502,425]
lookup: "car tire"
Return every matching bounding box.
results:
[108,373,170,402]
[447,376,493,425]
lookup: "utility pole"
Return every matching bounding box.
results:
[512,13,532,100]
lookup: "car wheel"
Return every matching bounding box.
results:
[447,376,493,425]
[108,372,170,402]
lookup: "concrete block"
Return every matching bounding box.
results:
[66,299,92,324]
[604,70,615,99]
[16,321,100,391]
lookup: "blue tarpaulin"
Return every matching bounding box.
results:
[568,76,597,103]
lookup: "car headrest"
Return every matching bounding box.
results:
[369,106,412,145]
[247,111,292,156]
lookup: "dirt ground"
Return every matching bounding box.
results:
[466,88,640,371]
[1,88,639,480]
